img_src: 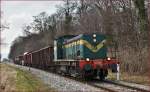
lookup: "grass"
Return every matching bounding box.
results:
[107,70,150,86]
[0,63,56,92]
[15,68,50,92]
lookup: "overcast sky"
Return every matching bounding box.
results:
[1,1,63,59]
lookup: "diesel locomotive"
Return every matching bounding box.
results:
[14,33,119,80]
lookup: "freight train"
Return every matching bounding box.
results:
[14,33,119,80]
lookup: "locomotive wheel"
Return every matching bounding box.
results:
[99,69,108,80]
[81,70,94,80]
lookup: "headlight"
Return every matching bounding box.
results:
[86,58,90,61]
[93,39,96,42]
[107,57,111,60]
[93,34,96,37]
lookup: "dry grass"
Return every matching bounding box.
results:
[0,63,17,92]
[107,70,150,86]
[0,63,56,92]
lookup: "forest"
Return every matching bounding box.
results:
[8,0,149,75]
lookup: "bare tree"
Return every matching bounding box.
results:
[55,0,78,36]
[31,12,48,32]
[22,24,32,36]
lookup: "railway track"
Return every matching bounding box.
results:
[103,80,150,92]
[10,63,150,92]
[55,73,149,92]
[54,73,150,92]
[87,80,150,92]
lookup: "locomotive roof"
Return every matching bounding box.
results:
[63,34,83,44]
[63,33,106,44]
[56,35,75,40]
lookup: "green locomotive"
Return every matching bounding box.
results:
[54,33,119,80]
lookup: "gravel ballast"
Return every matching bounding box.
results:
[9,63,104,92]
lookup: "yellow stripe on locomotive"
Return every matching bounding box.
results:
[64,39,106,53]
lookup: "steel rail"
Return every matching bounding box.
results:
[103,80,150,92]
